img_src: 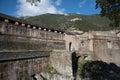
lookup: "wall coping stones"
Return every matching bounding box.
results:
[0,13,65,34]
[0,50,51,62]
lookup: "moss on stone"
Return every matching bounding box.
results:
[45,64,61,75]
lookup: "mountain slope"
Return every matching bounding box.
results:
[26,13,113,31]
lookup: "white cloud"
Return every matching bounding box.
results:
[55,0,62,6]
[76,12,80,14]
[16,0,64,17]
[79,0,87,8]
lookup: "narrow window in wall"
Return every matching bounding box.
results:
[81,41,85,47]
[107,40,112,48]
[69,42,72,51]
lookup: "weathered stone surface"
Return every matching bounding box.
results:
[50,50,72,76]
[1,13,120,80]
[0,51,50,61]
[0,14,66,80]
[93,38,120,66]
[65,30,120,66]
[0,22,65,51]
[35,72,73,80]
[0,57,49,80]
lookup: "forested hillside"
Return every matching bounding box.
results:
[26,13,114,31]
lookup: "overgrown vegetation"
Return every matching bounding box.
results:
[96,0,120,28]
[45,64,61,75]
[78,60,93,74]
[26,14,115,32]
[79,60,120,80]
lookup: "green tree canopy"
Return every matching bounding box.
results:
[96,0,120,28]
[26,0,40,6]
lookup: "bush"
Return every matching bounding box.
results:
[79,61,120,80]
[78,60,93,74]
[45,64,61,75]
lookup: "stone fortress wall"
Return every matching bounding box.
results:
[0,13,65,51]
[0,13,65,80]
[0,13,120,80]
[65,30,120,66]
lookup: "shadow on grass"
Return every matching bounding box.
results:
[80,61,120,80]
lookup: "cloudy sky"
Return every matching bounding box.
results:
[0,0,100,17]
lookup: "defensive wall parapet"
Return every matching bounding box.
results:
[65,30,120,66]
[1,13,120,80]
[0,13,66,80]
[0,13,65,51]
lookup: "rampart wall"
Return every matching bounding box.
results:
[0,13,66,80]
[93,35,120,66]
[0,52,49,80]
[0,21,65,51]
[65,30,120,66]
[1,13,120,80]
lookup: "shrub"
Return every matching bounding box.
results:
[79,61,120,80]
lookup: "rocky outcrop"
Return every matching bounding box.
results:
[35,72,73,80]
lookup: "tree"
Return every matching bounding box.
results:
[26,0,40,6]
[96,0,120,28]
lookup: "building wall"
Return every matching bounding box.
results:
[65,31,120,65]
[0,57,49,80]
[64,32,93,60]
[64,34,79,51]
[1,13,120,80]
[0,16,66,80]
[0,22,65,51]
[93,35,120,66]
[64,34,90,52]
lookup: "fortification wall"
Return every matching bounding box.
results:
[93,35,120,66]
[0,54,49,80]
[0,14,66,80]
[0,21,65,51]
[64,32,93,60]
[65,31,120,65]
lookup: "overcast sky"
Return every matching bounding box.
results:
[0,0,101,17]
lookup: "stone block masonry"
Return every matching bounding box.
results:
[0,13,66,80]
[0,21,65,51]
[65,30,120,66]
[1,13,120,80]
[0,54,49,80]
